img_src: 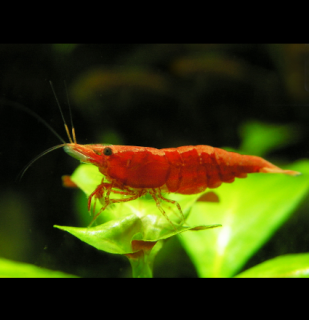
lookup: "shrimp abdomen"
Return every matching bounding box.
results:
[163,145,299,195]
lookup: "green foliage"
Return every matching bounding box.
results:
[174,120,309,278]
[54,157,309,278]
[179,160,309,277]
[56,164,221,278]
[0,257,78,278]
[236,253,309,278]
[55,210,220,255]
[239,120,300,157]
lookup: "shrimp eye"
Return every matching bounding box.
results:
[103,147,113,156]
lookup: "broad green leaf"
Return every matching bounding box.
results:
[0,257,78,278]
[55,215,220,255]
[58,163,221,278]
[179,160,309,278]
[55,216,219,278]
[236,253,309,278]
[56,215,144,254]
[58,163,220,259]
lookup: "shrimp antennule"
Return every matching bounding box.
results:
[49,81,75,144]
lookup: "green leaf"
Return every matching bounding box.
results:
[56,215,143,254]
[236,253,309,278]
[0,257,78,278]
[58,164,221,277]
[178,160,309,278]
[54,215,220,255]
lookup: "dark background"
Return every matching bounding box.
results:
[0,44,309,277]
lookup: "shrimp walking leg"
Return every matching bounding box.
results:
[156,189,185,222]
[148,189,177,230]
[89,188,146,226]
[88,181,135,212]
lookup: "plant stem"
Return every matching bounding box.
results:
[126,252,153,278]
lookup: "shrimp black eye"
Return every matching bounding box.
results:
[103,147,113,156]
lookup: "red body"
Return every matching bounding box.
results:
[64,144,299,195]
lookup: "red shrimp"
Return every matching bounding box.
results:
[63,143,300,226]
[15,82,300,228]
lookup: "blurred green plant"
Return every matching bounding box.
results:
[236,253,309,278]
[238,120,300,157]
[0,257,78,278]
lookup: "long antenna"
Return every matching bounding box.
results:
[0,99,66,144]
[64,80,77,144]
[16,144,67,181]
[49,81,73,144]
